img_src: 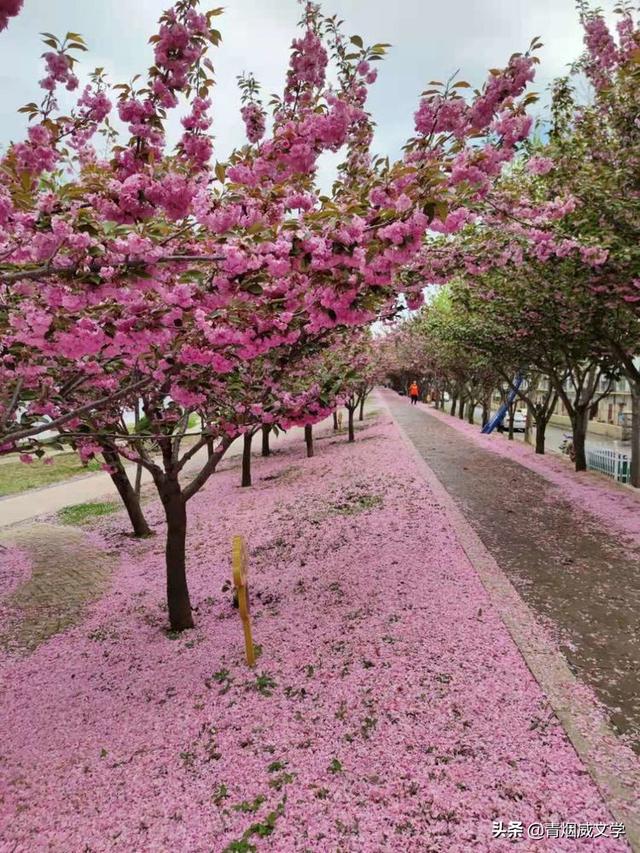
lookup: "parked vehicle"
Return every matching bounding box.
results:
[15,418,58,447]
[497,409,527,433]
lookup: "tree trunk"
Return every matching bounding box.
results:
[358,394,366,421]
[535,418,546,454]
[450,396,457,416]
[508,408,515,441]
[467,402,474,425]
[242,431,253,487]
[261,424,271,457]
[440,395,446,411]
[458,397,465,420]
[133,401,143,498]
[101,446,152,537]
[631,383,640,488]
[525,409,533,445]
[481,400,489,427]
[304,424,314,457]
[333,411,339,431]
[348,407,355,442]
[162,485,193,631]
[572,409,589,472]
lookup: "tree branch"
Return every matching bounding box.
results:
[2,376,153,445]
[182,435,235,502]
[1,377,23,429]
[0,254,226,286]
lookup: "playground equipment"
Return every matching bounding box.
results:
[481,374,524,434]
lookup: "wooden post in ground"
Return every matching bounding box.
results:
[232,535,255,667]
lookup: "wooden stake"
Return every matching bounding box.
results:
[232,535,255,667]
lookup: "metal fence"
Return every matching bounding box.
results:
[585,447,631,484]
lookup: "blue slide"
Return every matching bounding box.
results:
[481,374,524,434]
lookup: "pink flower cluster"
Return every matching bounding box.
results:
[414,95,468,139]
[153,9,208,92]
[148,173,196,221]
[40,50,78,93]
[0,185,13,225]
[527,156,554,176]
[180,96,213,168]
[13,124,58,175]
[356,60,378,86]
[77,85,111,124]
[0,0,22,32]
[118,98,159,143]
[492,110,532,146]
[583,15,619,89]
[241,102,267,144]
[284,29,328,106]
[469,55,534,131]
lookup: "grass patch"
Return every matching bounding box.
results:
[260,465,300,483]
[58,501,120,525]
[329,492,383,516]
[0,453,101,497]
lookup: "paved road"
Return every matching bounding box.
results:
[384,390,640,754]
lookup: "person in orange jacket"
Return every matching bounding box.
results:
[409,381,419,405]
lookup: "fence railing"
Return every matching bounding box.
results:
[585,447,630,484]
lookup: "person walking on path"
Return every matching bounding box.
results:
[409,381,419,405]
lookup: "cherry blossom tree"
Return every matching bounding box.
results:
[1,1,539,629]
[420,5,640,476]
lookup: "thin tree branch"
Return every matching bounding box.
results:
[0,254,226,286]
[1,378,23,429]
[2,376,153,445]
[182,435,235,502]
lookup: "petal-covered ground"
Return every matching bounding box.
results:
[0,412,628,852]
[420,402,640,548]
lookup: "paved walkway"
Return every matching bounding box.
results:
[0,419,338,529]
[0,523,116,653]
[382,390,640,755]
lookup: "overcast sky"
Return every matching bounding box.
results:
[0,0,592,183]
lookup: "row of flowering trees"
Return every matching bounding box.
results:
[0,0,540,628]
[380,5,640,484]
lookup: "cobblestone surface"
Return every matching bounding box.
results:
[0,523,114,652]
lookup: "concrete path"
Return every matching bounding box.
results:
[0,523,116,653]
[382,390,640,756]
